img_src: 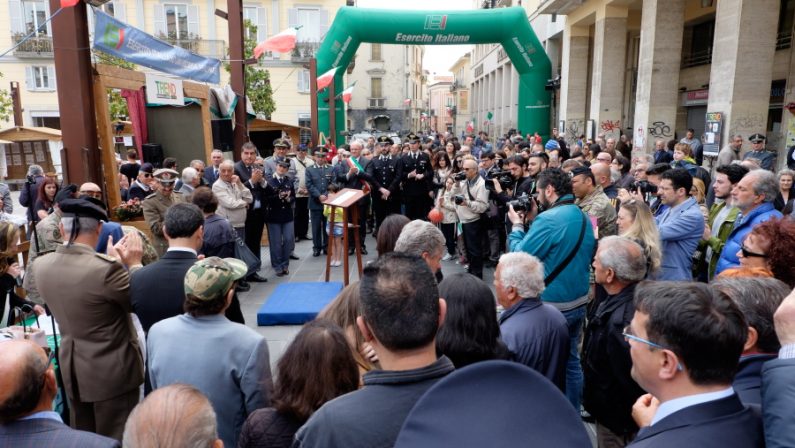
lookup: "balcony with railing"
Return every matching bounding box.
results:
[12,34,53,58]
[292,42,320,63]
[164,38,226,59]
[681,48,712,69]
[777,31,792,50]
[368,98,386,109]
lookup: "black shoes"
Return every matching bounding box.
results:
[236,281,251,292]
[361,247,368,255]
[247,273,268,282]
[276,269,289,277]
[348,247,368,255]
[289,253,299,260]
[313,249,321,257]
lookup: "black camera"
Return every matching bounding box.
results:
[507,193,533,212]
[486,170,514,190]
[453,195,466,205]
[453,172,467,182]
[631,180,658,195]
[26,175,36,185]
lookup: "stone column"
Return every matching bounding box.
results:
[707,0,779,159]
[560,25,590,145]
[632,0,686,153]
[589,5,628,142]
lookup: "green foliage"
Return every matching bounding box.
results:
[94,51,135,120]
[224,20,275,118]
[0,72,14,123]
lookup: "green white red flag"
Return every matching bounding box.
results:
[316,66,339,90]
[253,27,297,58]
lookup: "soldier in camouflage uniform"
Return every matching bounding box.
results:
[143,169,185,256]
[570,166,617,239]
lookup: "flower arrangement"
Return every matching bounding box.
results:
[114,198,143,221]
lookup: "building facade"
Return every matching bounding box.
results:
[449,52,472,137]
[427,75,454,134]
[345,43,425,135]
[471,0,795,168]
[1,0,349,140]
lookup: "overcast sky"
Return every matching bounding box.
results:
[356,0,474,75]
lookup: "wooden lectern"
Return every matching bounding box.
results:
[322,188,368,286]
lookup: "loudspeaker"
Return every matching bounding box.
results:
[142,143,164,168]
[212,119,234,152]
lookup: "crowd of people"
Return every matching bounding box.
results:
[0,126,795,448]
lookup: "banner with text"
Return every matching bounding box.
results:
[93,9,220,84]
[145,73,185,106]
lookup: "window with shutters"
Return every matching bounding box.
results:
[371,44,382,61]
[243,6,258,41]
[371,78,382,98]
[164,4,189,39]
[297,70,310,93]
[22,0,49,35]
[26,66,55,91]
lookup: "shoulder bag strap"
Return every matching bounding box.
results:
[544,211,588,286]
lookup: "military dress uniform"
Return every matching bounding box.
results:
[142,169,185,256]
[367,136,402,232]
[399,133,434,220]
[305,149,334,255]
[32,199,144,441]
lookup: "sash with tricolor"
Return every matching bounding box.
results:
[347,157,371,195]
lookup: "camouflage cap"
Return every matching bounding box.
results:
[184,257,248,302]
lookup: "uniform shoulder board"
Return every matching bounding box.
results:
[95,252,118,263]
[144,192,157,200]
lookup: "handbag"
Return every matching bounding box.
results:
[234,237,261,277]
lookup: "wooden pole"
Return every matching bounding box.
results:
[310,59,319,147]
[227,0,247,158]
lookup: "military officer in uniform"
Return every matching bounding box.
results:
[142,168,185,256]
[367,135,402,234]
[263,138,299,188]
[742,133,777,171]
[398,132,434,220]
[305,147,334,256]
[32,198,145,441]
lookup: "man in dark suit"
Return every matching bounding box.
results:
[398,132,433,221]
[0,340,120,447]
[627,282,763,447]
[305,147,334,257]
[234,142,268,282]
[203,149,224,186]
[367,136,402,234]
[334,139,390,255]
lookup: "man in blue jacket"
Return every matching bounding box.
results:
[508,167,596,410]
[653,168,704,281]
[715,169,782,275]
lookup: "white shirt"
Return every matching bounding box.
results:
[166,247,198,256]
[651,387,735,426]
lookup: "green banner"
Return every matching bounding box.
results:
[316,6,551,143]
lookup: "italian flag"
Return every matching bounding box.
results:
[347,156,370,194]
[61,0,80,6]
[253,27,298,58]
[339,81,356,103]
[316,66,339,91]
[404,98,411,105]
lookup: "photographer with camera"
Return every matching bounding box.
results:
[450,159,489,279]
[19,165,45,234]
[492,155,534,235]
[480,152,507,266]
[507,167,596,410]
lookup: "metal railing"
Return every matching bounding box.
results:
[164,38,226,59]
[368,98,386,109]
[12,35,53,57]
[777,31,792,50]
[292,41,320,62]
[681,48,712,68]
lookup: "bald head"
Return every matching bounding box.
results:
[123,384,221,448]
[591,163,611,188]
[0,340,53,423]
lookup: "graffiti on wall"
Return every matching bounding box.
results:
[648,121,672,139]
[565,119,585,144]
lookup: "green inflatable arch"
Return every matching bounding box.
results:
[317,6,551,143]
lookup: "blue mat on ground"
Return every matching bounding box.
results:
[257,281,344,326]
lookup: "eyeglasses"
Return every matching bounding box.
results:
[623,325,668,350]
[80,190,102,198]
[142,173,153,178]
[741,244,767,258]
